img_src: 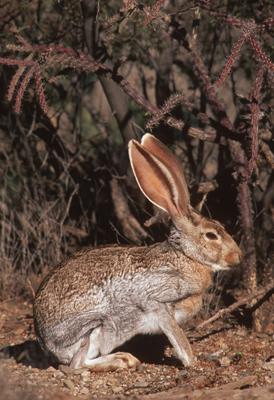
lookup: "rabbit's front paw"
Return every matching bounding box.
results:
[182,354,197,368]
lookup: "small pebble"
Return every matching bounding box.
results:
[59,365,73,375]
[112,386,123,394]
[236,329,248,337]
[106,377,119,386]
[47,366,56,372]
[265,375,273,384]
[63,378,75,390]
[80,387,89,395]
[133,380,149,388]
[81,370,90,378]
[53,370,64,378]
[262,358,274,372]
[206,350,223,361]
[195,376,207,388]
[137,364,146,372]
[219,356,231,367]
[95,379,104,385]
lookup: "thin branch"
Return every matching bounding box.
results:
[145,92,194,130]
[246,66,264,178]
[197,282,274,329]
[249,36,274,71]
[7,66,26,102]
[14,66,35,113]
[260,142,274,169]
[215,33,250,87]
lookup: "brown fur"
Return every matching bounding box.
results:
[35,243,212,329]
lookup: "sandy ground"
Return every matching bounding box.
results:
[0,300,273,399]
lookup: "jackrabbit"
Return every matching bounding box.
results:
[34,134,242,371]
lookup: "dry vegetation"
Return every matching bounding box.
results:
[0,0,273,323]
[0,0,273,373]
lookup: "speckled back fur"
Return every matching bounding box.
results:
[34,243,212,328]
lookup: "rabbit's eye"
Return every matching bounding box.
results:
[205,231,218,240]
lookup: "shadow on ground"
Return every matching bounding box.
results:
[117,334,181,366]
[0,340,57,369]
[0,334,182,370]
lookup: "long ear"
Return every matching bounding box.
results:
[129,139,186,217]
[141,134,190,215]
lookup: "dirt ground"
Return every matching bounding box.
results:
[0,300,273,400]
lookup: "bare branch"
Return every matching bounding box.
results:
[197,282,274,329]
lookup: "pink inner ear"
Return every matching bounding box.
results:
[129,140,180,217]
[141,134,190,216]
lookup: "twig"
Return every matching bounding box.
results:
[26,277,35,300]
[260,142,274,169]
[197,282,274,329]
[60,184,79,227]
[246,66,264,178]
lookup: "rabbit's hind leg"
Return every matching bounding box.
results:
[70,326,140,371]
[69,325,101,369]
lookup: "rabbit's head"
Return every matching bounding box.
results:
[129,134,242,272]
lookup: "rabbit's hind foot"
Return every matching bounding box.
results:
[71,351,140,372]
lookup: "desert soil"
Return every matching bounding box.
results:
[0,300,273,400]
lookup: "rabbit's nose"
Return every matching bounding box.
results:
[234,248,242,265]
[225,248,242,266]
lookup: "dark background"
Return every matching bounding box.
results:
[0,0,273,330]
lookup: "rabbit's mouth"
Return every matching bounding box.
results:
[207,262,230,272]
[206,251,242,272]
